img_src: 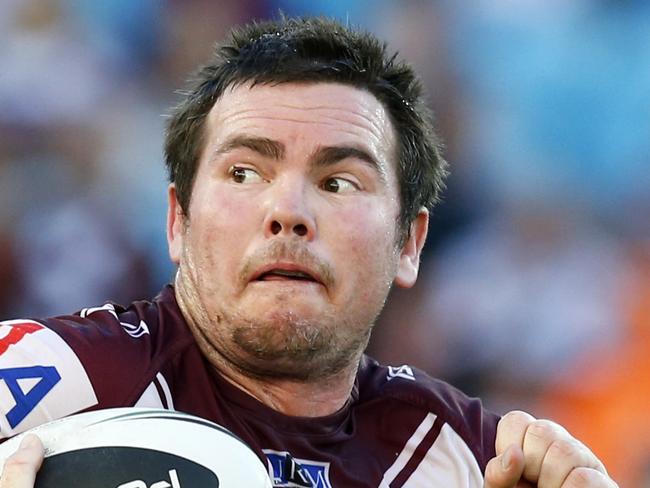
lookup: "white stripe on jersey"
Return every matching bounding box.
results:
[133,373,173,410]
[377,413,436,488]
[156,372,174,409]
[401,423,483,487]
[133,381,165,408]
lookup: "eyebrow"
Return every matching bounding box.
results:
[213,134,386,181]
[213,135,285,160]
[310,145,387,181]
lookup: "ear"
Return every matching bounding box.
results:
[394,208,429,288]
[167,184,186,264]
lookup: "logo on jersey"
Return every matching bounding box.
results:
[387,364,415,382]
[264,450,332,488]
[0,321,41,354]
[0,321,61,428]
[0,365,61,428]
[119,321,150,339]
[80,304,150,338]
[0,319,98,437]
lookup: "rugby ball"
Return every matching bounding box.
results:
[0,408,272,488]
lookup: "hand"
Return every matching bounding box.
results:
[483,411,618,488]
[0,435,44,488]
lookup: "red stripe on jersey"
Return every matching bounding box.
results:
[0,322,43,355]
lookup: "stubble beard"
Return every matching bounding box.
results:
[225,240,388,381]
[180,231,396,383]
[179,256,385,383]
[222,302,380,382]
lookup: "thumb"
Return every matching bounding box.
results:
[483,444,530,488]
[0,434,44,488]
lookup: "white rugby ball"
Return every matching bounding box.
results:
[0,408,272,488]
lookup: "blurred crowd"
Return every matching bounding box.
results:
[0,1,648,485]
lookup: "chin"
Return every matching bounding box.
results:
[229,317,364,381]
[251,293,326,315]
[233,314,331,354]
[235,346,357,382]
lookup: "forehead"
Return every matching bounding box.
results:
[203,82,397,163]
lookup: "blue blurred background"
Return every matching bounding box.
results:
[1,1,648,484]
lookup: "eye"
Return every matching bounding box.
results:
[229,166,264,184]
[321,177,358,194]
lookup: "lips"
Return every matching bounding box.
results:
[251,263,322,284]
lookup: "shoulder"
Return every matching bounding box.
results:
[357,355,499,473]
[0,286,194,437]
[31,285,193,354]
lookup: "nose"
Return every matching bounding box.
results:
[263,179,316,240]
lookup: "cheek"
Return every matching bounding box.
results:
[338,199,397,248]
[185,192,254,277]
[330,202,399,283]
[191,189,258,241]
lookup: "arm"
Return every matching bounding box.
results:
[484,411,618,488]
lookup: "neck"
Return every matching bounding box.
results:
[174,283,359,418]
[215,362,358,417]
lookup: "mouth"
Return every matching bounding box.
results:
[251,264,322,284]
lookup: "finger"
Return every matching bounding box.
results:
[0,435,44,488]
[563,467,619,488]
[521,419,569,481]
[496,411,536,456]
[538,437,607,488]
[483,444,526,488]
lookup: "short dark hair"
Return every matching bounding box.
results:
[165,16,448,243]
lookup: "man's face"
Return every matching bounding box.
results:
[167,82,428,380]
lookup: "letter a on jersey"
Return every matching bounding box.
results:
[0,319,97,437]
[0,365,61,428]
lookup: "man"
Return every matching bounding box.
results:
[0,17,616,488]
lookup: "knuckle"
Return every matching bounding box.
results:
[526,419,555,438]
[566,468,596,487]
[502,410,535,424]
[499,410,536,436]
[548,437,579,457]
[526,418,566,440]
[565,467,616,488]
[496,410,536,451]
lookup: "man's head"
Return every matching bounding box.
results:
[165,16,447,244]
[165,17,446,383]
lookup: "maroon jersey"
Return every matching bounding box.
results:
[0,286,498,487]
